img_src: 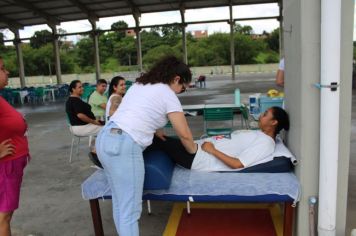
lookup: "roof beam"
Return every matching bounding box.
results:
[0,15,24,30]
[67,0,99,21]
[12,0,60,25]
[123,0,140,17]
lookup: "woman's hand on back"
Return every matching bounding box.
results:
[0,139,15,158]
[155,129,166,141]
[168,112,197,154]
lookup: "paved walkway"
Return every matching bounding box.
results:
[8,73,356,235]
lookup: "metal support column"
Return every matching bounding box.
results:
[278,0,284,57]
[90,20,101,81]
[180,6,188,64]
[229,3,235,80]
[50,25,62,84]
[134,13,143,72]
[12,29,26,88]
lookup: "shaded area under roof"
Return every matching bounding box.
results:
[0,0,277,30]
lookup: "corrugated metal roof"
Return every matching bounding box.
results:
[0,0,277,30]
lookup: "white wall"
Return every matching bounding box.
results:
[336,0,354,235]
[284,0,353,235]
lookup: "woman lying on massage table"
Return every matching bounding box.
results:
[145,106,290,171]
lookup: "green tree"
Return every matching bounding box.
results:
[265,28,280,52]
[114,36,136,66]
[187,34,228,66]
[111,20,128,41]
[141,30,163,54]
[75,37,94,69]
[161,25,182,46]
[30,30,53,49]
[234,24,253,35]
[99,32,117,64]
[235,34,265,64]
[143,45,178,68]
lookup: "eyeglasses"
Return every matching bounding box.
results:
[179,83,187,94]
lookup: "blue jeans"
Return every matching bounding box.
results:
[96,122,144,236]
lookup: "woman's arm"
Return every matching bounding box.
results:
[77,113,102,125]
[109,96,122,117]
[275,69,284,87]
[168,112,197,154]
[202,141,244,169]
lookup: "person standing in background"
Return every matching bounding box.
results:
[88,79,108,119]
[0,56,30,236]
[275,57,285,87]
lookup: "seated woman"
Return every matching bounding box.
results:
[65,80,103,137]
[145,106,289,171]
[105,76,126,122]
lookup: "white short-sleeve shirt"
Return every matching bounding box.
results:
[191,130,275,171]
[279,58,285,71]
[110,83,182,147]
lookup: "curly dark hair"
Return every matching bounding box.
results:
[136,56,192,85]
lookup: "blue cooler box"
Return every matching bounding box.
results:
[259,96,284,113]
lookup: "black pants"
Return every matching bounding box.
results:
[144,136,196,169]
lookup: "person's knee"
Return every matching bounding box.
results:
[0,212,13,224]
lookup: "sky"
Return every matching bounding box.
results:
[2,2,355,43]
[2,3,280,44]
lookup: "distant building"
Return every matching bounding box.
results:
[61,40,74,49]
[251,34,268,40]
[125,30,136,37]
[192,30,208,39]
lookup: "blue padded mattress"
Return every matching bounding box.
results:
[82,166,300,205]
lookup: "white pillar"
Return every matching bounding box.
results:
[318,0,341,235]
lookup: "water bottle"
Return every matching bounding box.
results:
[252,106,260,116]
[234,88,241,106]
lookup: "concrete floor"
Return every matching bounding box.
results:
[8,73,356,235]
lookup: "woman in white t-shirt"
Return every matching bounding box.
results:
[146,106,290,172]
[95,56,197,236]
[105,76,126,122]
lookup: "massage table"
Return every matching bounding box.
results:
[82,137,300,235]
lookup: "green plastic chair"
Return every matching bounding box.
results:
[163,121,176,137]
[81,86,95,102]
[240,104,260,130]
[125,80,133,92]
[203,107,234,137]
[34,87,45,103]
[240,105,250,129]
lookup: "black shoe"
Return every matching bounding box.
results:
[88,152,103,169]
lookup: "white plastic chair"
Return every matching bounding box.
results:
[68,125,93,163]
[66,115,93,163]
